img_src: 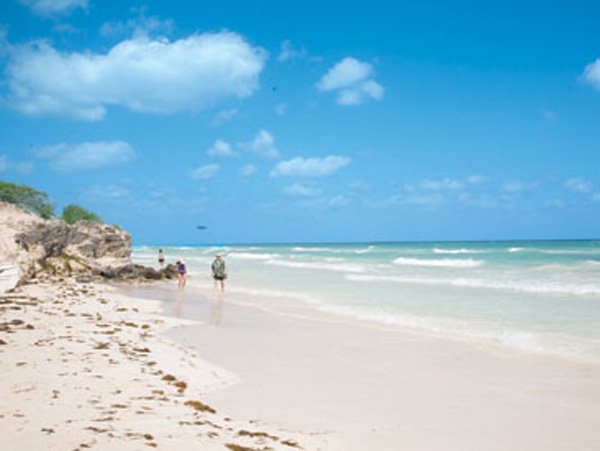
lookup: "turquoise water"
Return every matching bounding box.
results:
[133,240,600,362]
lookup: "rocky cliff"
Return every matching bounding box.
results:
[0,202,175,285]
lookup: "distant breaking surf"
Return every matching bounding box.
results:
[393,257,483,268]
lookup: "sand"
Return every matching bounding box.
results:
[0,279,320,450]
[142,284,600,451]
[3,276,599,450]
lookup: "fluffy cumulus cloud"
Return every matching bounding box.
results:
[19,0,87,17]
[242,130,280,159]
[581,59,600,89]
[317,57,383,106]
[5,32,267,121]
[190,163,220,180]
[34,141,136,171]
[206,139,238,158]
[270,155,351,177]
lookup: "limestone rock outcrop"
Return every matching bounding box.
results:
[0,202,175,284]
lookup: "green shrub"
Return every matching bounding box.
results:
[0,181,55,218]
[61,204,103,224]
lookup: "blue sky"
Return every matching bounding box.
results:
[1,0,599,244]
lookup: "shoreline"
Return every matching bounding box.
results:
[0,278,323,450]
[139,281,600,451]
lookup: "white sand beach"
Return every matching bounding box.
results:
[142,283,600,451]
[0,279,323,450]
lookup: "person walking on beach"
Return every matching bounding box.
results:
[158,249,165,269]
[211,254,227,292]
[176,259,187,289]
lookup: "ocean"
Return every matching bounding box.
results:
[132,240,600,362]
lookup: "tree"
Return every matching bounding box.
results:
[0,181,55,218]
[60,204,103,224]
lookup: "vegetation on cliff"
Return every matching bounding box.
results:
[0,181,55,219]
[60,204,103,224]
[0,181,103,225]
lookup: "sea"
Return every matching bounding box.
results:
[132,240,600,363]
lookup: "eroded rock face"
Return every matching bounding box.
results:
[1,202,176,284]
[16,220,131,263]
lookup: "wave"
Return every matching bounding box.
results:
[346,274,600,296]
[506,247,600,255]
[314,303,599,362]
[229,252,277,260]
[393,257,483,268]
[537,249,600,255]
[433,248,484,254]
[291,245,375,254]
[292,247,341,253]
[354,245,375,254]
[265,259,366,273]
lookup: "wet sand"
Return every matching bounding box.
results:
[143,284,600,451]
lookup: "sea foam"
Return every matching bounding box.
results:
[393,257,483,268]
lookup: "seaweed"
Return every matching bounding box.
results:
[183,400,216,414]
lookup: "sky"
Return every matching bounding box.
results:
[0,0,599,245]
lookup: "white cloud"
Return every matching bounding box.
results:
[270,155,351,177]
[386,193,444,207]
[317,57,384,106]
[242,130,280,159]
[275,103,288,116]
[564,178,593,193]
[457,192,498,209]
[239,164,257,177]
[34,140,136,171]
[318,58,373,91]
[467,174,487,184]
[282,183,321,197]
[337,79,384,106]
[6,32,267,121]
[19,0,87,17]
[190,163,220,180]
[418,178,465,191]
[501,180,540,194]
[206,139,238,158]
[581,59,600,90]
[83,184,132,199]
[100,14,174,39]
[278,40,307,62]
[210,108,238,126]
[0,155,7,172]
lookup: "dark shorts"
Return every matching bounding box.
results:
[158,258,165,263]
[213,275,226,281]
